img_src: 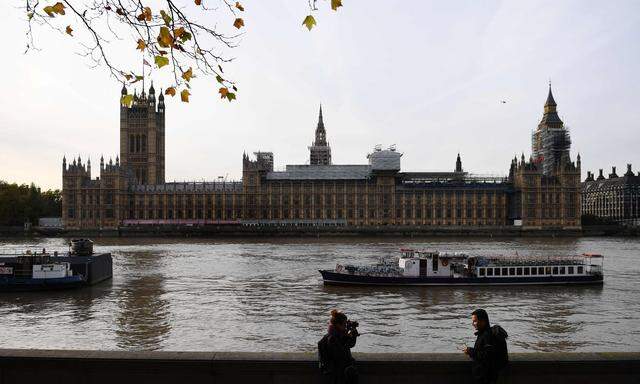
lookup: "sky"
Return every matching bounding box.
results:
[1,0,639,190]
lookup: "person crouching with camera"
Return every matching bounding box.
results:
[318,309,359,384]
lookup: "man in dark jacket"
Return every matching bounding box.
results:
[463,309,508,384]
[318,310,359,384]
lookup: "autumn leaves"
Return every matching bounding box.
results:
[303,0,343,31]
[30,0,344,106]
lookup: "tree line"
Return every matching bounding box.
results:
[0,181,61,226]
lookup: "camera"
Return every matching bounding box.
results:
[346,320,359,332]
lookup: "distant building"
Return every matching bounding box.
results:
[61,85,581,230]
[582,164,640,226]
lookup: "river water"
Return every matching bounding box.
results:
[0,237,638,353]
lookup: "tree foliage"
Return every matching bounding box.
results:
[23,0,344,103]
[0,181,62,226]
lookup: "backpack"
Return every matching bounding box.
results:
[491,325,509,370]
[318,334,331,374]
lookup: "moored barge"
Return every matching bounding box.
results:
[320,249,604,286]
[0,239,112,292]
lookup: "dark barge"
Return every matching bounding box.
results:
[0,239,112,292]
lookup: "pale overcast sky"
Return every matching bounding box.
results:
[1,1,639,190]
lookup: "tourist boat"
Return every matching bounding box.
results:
[319,249,604,286]
[0,239,112,292]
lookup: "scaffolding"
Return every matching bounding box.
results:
[532,127,571,175]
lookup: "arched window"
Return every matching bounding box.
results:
[135,135,141,153]
[130,135,135,153]
[141,134,147,152]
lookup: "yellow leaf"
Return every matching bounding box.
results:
[43,6,55,17]
[52,2,65,15]
[136,39,146,51]
[180,89,190,102]
[154,55,169,68]
[27,12,34,20]
[235,2,244,11]
[123,74,132,81]
[233,18,244,29]
[121,94,134,107]
[331,0,342,11]
[65,25,73,36]
[219,87,229,99]
[302,15,316,31]
[165,87,176,97]
[182,67,193,82]
[195,0,202,5]
[158,26,173,48]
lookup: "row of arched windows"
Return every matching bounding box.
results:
[129,134,147,153]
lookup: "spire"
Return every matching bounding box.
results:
[545,82,557,107]
[121,84,127,95]
[540,83,563,128]
[314,104,327,146]
[149,80,155,94]
[455,153,462,172]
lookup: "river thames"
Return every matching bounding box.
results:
[0,237,638,353]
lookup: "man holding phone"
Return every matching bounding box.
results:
[462,309,509,384]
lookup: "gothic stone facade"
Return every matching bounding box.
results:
[61,86,581,230]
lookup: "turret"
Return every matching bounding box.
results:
[625,164,634,177]
[87,158,91,175]
[149,82,156,106]
[62,155,67,171]
[455,153,463,173]
[100,155,104,170]
[158,89,165,113]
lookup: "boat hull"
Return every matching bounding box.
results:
[319,270,603,286]
[0,276,86,292]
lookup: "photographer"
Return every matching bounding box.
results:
[318,309,359,384]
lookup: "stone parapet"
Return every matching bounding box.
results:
[0,350,638,384]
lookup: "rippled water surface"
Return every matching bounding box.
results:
[0,237,639,353]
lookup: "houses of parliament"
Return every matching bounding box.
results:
[61,84,581,230]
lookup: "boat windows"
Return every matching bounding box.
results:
[517,267,523,276]
[568,266,574,274]
[509,268,515,276]
[524,267,530,276]
[479,268,485,276]
[553,267,559,274]
[578,266,584,274]
[560,267,566,274]
[545,267,551,275]
[502,267,508,276]
[495,268,501,276]
[487,268,494,276]
[531,267,538,275]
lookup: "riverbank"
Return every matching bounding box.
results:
[0,350,638,384]
[2,224,638,238]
